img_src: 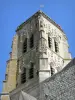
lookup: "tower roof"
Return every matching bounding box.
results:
[16,10,63,32]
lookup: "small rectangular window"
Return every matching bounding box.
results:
[54,41,59,53]
[21,68,26,84]
[23,38,27,53]
[48,37,52,48]
[29,63,34,79]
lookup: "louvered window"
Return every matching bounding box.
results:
[30,34,34,48]
[21,68,26,84]
[23,38,27,53]
[54,40,59,53]
[29,63,34,79]
[48,37,52,48]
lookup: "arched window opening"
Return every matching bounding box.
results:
[48,36,52,48]
[29,62,34,79]
[30,34,34,48]
[21,68,26,84]
[23,38,27,53]
[54,40,59,53]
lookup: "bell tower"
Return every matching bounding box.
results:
[2,10,72,100]
[16,10,72,86]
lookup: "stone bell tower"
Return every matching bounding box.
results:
[16,10,72,87]
[2,10,72,100]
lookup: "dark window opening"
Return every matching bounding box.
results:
[23,38,27,53]
[54,40,59,53]
[36,70,39,76]
[29,63,34,79]
[45,94,48,99]
[21,68,26,84]
[36,23,38,28]
[48,37,52,48]
[5,74,8,80]
[50,66,55,76]
[30,34,34,48]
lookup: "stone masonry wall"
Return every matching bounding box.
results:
[41,58,75,100]
[10,79,40,100]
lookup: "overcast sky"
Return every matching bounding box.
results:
[0,0,75,93]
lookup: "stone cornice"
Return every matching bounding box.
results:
[6,59,17,64]
[0,93,9,95]
[3,80,7,83]
[64,58,72,60]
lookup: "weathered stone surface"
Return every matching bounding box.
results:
[41,58,75,100]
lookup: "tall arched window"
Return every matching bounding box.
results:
[21,68,26,84]
[23,38,27,53]
[48,36,52,48]
[29,62,34,79]
[54,40,59,53]
[30,34,34,48]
